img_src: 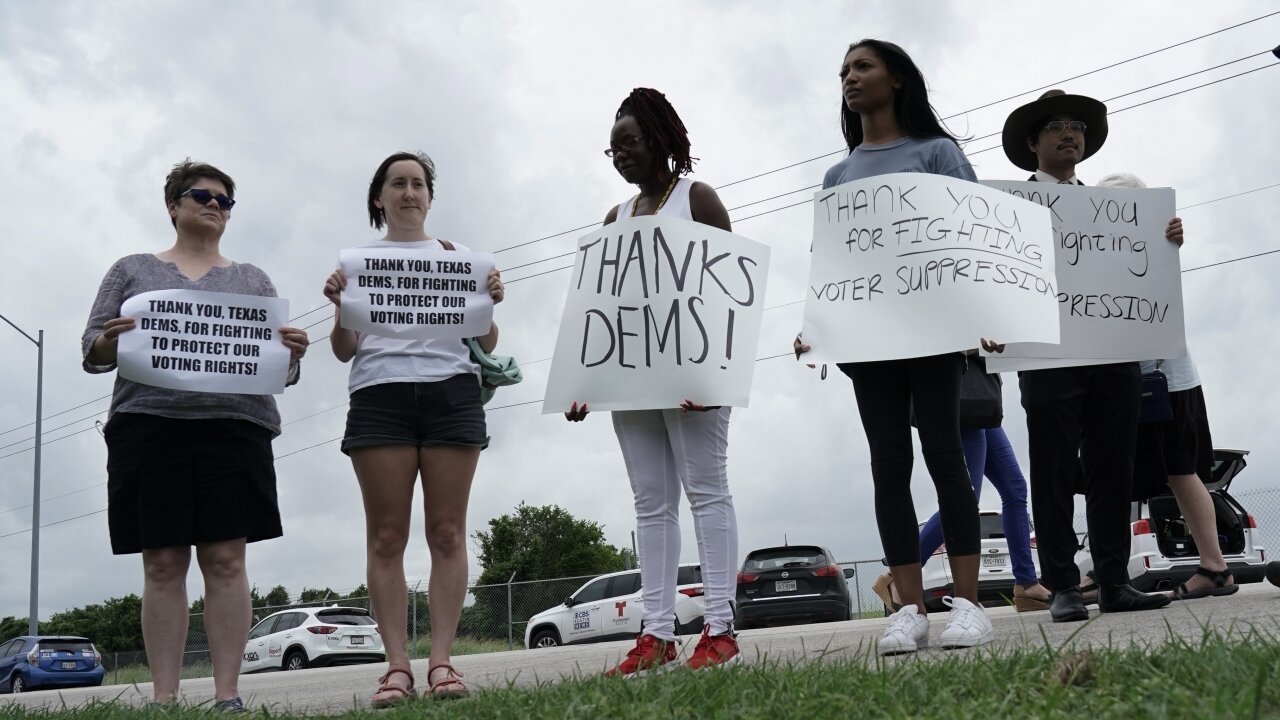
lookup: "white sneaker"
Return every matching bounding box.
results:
[878,604,930,656]
[938,596,994,649]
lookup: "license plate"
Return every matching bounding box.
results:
[775,580,797,592]
[981,555,1007,568]
[60,661,76,669]
[349,636,365,645]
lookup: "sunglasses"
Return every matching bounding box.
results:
[181,188,236,211]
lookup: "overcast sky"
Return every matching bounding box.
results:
[2,1,1278,620]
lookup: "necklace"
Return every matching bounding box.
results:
[630,176,679,217]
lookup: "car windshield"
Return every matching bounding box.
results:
[980,514,1005,539]
[315,610,376,626]
[676,565,702,585]
[38,640,93,653]
[744,548,825,570]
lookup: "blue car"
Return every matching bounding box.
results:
[0,636,106,693]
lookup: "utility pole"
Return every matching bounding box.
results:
[1,314,43,636]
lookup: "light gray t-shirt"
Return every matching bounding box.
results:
[822,135,977,189]
[81,253,298,436]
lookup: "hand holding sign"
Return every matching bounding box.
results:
[542,216,771,413]
[117,289,292,394]
[338,246,495,340]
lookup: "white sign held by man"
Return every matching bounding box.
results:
[981,182,1183,372]
[339,246,495,340]
[543,216,770,412]
[118,289,291,394]
[801,172,1060,362]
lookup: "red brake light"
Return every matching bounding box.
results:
[307,625,338,635]
[26,645,39,663]
[1132,519,1152,536]
[1029,535,1037,550]
[813,565,840,578]
[1246,514,1258,529]
[678,587,704,598]
[736,572,757,584]
[93,648,102,667]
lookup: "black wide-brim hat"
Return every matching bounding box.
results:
[1002,89,1108,171]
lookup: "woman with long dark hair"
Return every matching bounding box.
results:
[796,40,991,655]
[565,88,741,676]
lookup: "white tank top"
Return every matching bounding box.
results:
[615,176,695,221]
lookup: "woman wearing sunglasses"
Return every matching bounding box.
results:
[323,152,502,704]
[564,88,741,676]
[794,40,991,656]
[81,160,309,712]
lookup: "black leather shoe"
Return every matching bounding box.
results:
[1098,583,1172,613]
[1050,587,1089,623]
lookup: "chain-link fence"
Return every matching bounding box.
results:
[97,486,1273,681]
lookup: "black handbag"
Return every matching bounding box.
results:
[959,356,1003,430]
[1139,370,1173,423]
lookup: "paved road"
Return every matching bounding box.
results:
[5,583,1278,714]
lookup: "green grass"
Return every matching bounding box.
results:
[5,628,1279,719]
[104,663,215,687]
[408,637,515,658]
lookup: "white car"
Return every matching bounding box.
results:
[920,510,1036,611]
[524,564,704,649]
[1077,448,1268,592]
[241,606,384,673]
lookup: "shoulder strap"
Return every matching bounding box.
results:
[438,239,455,251]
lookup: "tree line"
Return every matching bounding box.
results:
[1,503,631,651]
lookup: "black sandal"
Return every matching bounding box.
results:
[1172,567,1239,600]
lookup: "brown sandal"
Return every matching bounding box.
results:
[1013,583,1051,612]
[371,667,415,709]
[426,662,469,700]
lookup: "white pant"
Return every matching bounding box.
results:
[612,407,738,638]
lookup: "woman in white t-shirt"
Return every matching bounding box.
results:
[323,152,502,705]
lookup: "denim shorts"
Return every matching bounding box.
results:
[341,375,489,454]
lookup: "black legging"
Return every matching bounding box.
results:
[840,353,980,566]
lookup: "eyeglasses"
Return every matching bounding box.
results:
[1042,120,1087,135]
[181,188,236,210]
[604,136,645,158]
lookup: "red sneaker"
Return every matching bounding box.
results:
[686,626,740,670]
[604,633,677,677]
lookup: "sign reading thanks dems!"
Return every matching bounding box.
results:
[543,216,770,412]
[801,172,1060,362]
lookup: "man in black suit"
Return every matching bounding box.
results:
[996,90,1174,622]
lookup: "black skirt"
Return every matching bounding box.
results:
[105,412,283,554]
[1132,386,1214,500]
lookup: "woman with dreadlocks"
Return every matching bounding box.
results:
[564,87,740,676]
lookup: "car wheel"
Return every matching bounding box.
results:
[530,629,559,648]
[11,675,26,694]
[283,649,308,671]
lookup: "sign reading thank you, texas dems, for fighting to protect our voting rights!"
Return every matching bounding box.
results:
[339,246,495,340]
[542,216,771,412]
[117,289,291,394]
[801,172,1060,362]
[982,182,1184,372]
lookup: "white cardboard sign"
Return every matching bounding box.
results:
[801,173,1060,362]
[981,182,1184,373]
[118,289,291,394]
[542,216,770,412]
[339,247,494,340]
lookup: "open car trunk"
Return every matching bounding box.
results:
[1147,493,1247,558]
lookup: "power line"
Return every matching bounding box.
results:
[491,12,1280,254]
[0,394,110,437]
